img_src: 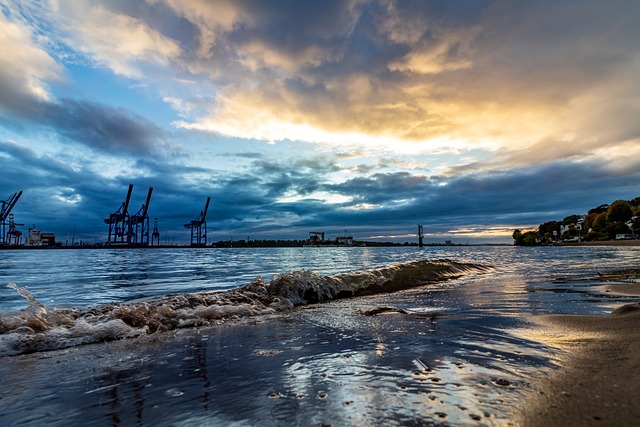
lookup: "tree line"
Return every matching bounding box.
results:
[513,197,640,245]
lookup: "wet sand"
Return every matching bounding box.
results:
[518,284,640,426]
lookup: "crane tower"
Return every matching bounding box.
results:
[1,191,22,245]
[151,218,161,246]
[184,197,211,246]
[129,187,153,245]
[104,184,134,244]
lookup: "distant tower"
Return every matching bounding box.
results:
[418,224,424,247]
[151,218,161,246]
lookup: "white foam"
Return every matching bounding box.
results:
[0,259,488,356]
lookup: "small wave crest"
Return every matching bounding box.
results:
[0,259,488,356]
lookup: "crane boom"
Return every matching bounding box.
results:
[122,184,134,217]
[1,191,22,221]
[141,187,153,218]
[202,197,211,222]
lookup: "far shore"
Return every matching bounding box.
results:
[555,239,640,247]
[517,281,640,426]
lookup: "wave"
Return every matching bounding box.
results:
[0,259,488,356]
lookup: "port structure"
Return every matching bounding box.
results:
[307,231,325,245]
[6,214,24,245]
[151,218,161,246]
[104,184,134,244]
[129,187,153,245]
[184,197,210,246]
[104,184,155,245]
[418,224,424,247]
[1,191,22,245]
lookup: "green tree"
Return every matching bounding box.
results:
[607,200,633,223]
[562,214,581,225]
[539,221,561,239]
[563,227,579,238]
[606,222,631,239]
[512,229,523,245]
[513,229,540,246]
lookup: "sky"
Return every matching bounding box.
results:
[1,0,639,245]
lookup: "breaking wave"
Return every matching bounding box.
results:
[0,259,488,356]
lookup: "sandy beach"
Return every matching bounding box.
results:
[518,285,640,426]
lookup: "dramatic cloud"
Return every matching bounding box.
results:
[1,0,639,244]
[0,9,63,112]
[50,0,183,78]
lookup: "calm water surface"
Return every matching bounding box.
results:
[1,245,639,426]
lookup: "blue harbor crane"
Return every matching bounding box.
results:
[184,197,211,247]
[104,184,134,244]
[129,187,153,245]
[1,191,22,245]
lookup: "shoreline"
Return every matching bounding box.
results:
[518,287,640,426]
[555,239,640,247]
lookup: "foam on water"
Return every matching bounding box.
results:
[0,259,487,356]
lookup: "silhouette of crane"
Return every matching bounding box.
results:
[104,184,134,244]
[184,197,211,246]
[151,217,161,246]
[1,191,22,245]
[6,214,24,245]
[129,187,153,245]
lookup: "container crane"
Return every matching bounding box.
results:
[104,184,133,244]
[6,214,24,245]
[151,217,161,246]
[184,197,210,246]
[129,187,153,245]
[1,191,22,245]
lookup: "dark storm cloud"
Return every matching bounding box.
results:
[1,140,128,236]
[248,156,339,197]
[46,99,164,155]
[4,134,639,243]
[0,97,165,156]
[329,172,432,205]
[1,139,234,240]
[3,0,640,243]
[315,161,640,233]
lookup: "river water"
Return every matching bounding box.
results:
[1,245,639,426]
